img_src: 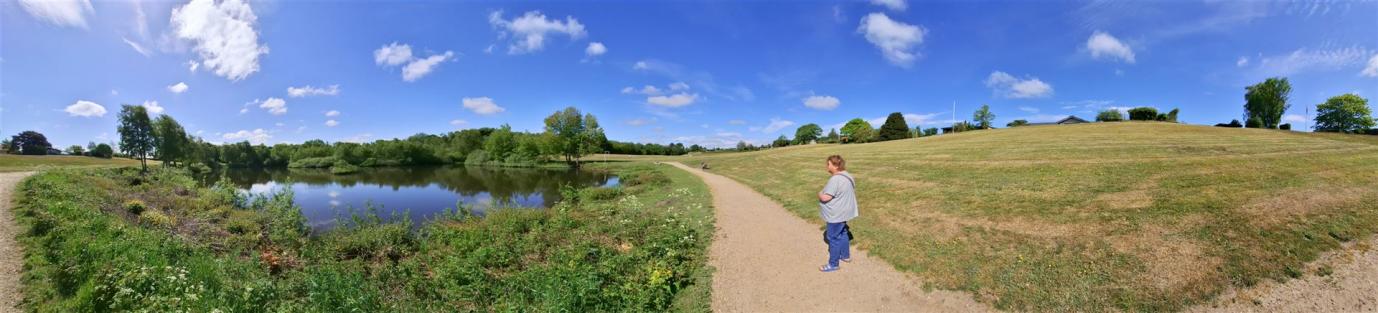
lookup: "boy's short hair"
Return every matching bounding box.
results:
[826,155,845,171]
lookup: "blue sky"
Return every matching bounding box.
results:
[3,0,1377,149]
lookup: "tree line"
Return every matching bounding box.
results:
[1210,77,1375,134]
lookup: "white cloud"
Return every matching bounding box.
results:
[1257,47,1373,76]
[760,118,796,134]
[123,37,151,57]
[1086,31,1135,64]
[324,110,340,117]
[450,119,468,126]
[187,60,201,72]
[324,120,339,127]
[669,82,690,91]
[869,0,906,11]
[373,42,413,66]
[1283,114,1307,123]
[255,97,287,115]
[633,61,649,70]
[585,42,607,57]
[488,10,587,54]
[222,128,271,144]
[1363,54,1378,78]
[142,100,165,114]
[167,82,189,94]
[287,85,340,97]
[857,13,926,67]
[626,118,652,126]
[401,51,454,82]
[985,71,1054,99]
[803,95,841,110]
[341,133,374,144]
[64,100,105,117]
[18,0,93,28]
[1236,56,1250,67]
[170,0,269,81]
[1018,106,1039,113]
[462,97,505,115]
[647,93,698,107]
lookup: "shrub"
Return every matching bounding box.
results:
[124,199,148,215]
[288,156,337,168]
[1127,107,1159,121]
[1280,123,1292,130]
[1096,109,1125,122]
[1007,120,1029,127]
[1246,116,1264,128]
[463,150,491,166]
[139,210,175,228]
[1215,119,1243,128]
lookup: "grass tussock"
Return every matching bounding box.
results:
[14,163,714,312]
[686,122,1378,311]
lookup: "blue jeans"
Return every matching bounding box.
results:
[825,222,851,267]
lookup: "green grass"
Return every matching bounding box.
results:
[685,122,1378,312]
[13,163,714,312]
[0,154,148,172]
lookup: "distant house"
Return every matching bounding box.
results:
[1029,116,1088,126]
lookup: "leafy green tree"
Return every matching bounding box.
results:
[922,128,939,136]
[878,112,912,141]
[1166,108,1179,122]
[1244,77,1291,129]
[972,105,995,129]
[543,107,603,167]
[826,128,839,143]
[1313,93,1374,133]
[1245,116,1263,128]
[1006,120,1029,127]
[1127,107,1158,121]
[67,145,84,155]
[91,143,114,158]
[153,114,190,166]
[794,123,822,144]
[117,105,155,172]
[8,131,52,155]
[840,118,875,143]
[1096,109,1124,122]
[484,124,518,162]
[772,135,790,148]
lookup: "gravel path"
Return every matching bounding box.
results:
[0,172,33,313]
[668,163,989,312]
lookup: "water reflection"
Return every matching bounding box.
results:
[201,166,617,231]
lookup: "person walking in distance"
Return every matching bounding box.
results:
[817,155,858,272]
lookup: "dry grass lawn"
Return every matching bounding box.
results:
[683,122,1378,311]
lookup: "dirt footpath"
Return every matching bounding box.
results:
[668,163,989,312]
[0,172,33,313]
[1192,235,1378,313]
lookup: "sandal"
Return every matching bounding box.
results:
[819,264,840,272]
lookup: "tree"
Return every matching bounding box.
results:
[972,105,995,129]
[877,112,912,141]
[922,128,939,136]
[1127,107,1158,121]
[1096,109,1124,122]
[1166,108,1179,123]
[91,143,114,158]
[772,135,790,148]
[840,118,875,143]
[1007,120,1029,127]
[794,123,823,144]
[1245,116,1263,128]
[153,114,190,166]
[1244,77,1291,129]
[117,105,155,172]
[826,128,839,143]
[484,124,518,162]
[1313,93,1374,133]
[1215,119,1243,128]
[543,107,603,167]
[8,131,52,155]
[67,145,85,156]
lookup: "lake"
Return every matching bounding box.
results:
[202,166,618,231]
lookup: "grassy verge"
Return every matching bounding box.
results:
[13,163,713,312]
[0,154,149,172]
[685,123,1378,311]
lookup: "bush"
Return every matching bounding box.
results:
[1280,123,1292,130]
[288,156,337,168]
[1007,120,1029,127]
[1215,119,1243,128]
[1096,109,1125,122]
[1246,116,1264,128]
[1127,107,1159,121]
[463,150,491,166]
[138,210,175,228]
[330,160,360,175]
[124,199,148,215]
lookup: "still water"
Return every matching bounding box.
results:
[203,166,618,231]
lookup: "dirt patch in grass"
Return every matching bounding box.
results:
[1108,218,1225,297]
[1241,187,1369,227]
[865,176,937,191]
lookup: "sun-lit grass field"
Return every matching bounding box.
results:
[684,122,1378,311]
[0,154,149,172]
